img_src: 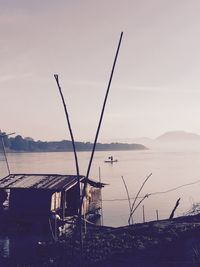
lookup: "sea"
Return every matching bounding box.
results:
[1,148,200,227]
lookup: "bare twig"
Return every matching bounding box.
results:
[128,173,152,224]
[129,194,149,219]
[121,176,133,224]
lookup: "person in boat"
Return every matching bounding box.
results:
[108,156,113,161]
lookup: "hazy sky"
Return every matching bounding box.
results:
[1,0,200,142]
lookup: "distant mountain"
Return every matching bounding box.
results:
[155,131,200,142]
[150,131,200,151]
[102,131,200,151]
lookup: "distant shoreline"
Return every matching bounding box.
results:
[1,132,148,153]
[5,147,148,153]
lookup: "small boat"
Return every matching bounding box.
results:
[104,159,118,163]
[104,156,118,163]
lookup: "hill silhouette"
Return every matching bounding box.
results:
[0,132,147,152]
[155,131,200,142]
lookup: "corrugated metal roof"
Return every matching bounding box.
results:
[0,174,85,191]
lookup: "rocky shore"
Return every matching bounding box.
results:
[36,214,200,266]
[3,214,200,266]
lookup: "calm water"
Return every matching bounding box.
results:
[2,149,200,227]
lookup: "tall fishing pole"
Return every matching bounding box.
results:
[54,75,80,181]
[79,32,124,216]
[54,75,83,257]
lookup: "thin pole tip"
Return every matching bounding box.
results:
[120,32,124,40]
[54,74,59,80]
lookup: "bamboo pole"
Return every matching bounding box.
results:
[53,75,82,259]
[79,32,124,217]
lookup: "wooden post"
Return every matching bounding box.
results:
[169,198,181,219]
[156,209,159,221]
[55,213,57,241]
[142,205,145,223]
[99,167,104,226]
[84,202,87,234]
[62,190,65,221]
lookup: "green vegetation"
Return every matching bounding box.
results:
[1,132,147,152]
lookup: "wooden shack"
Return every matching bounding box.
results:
[0,173,104,234]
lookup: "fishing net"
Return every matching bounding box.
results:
[0,137,9,179]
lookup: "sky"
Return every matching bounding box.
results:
[1,0,200,142]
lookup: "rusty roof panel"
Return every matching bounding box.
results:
[0,174,85,191]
